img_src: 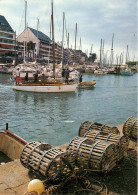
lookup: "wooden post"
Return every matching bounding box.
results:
[6,123,8,130]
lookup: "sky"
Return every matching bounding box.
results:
[0,0,137,62]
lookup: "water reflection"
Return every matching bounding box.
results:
[14,92,20,102]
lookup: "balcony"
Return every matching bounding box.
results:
[0,30,15,36]
[0,42,16,47]
[0,47,16,52]
[0,35,15,41]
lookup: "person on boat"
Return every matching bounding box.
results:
[41,74,45,82]
[65,68,73,83]
[61,69,66,82]
[33,70,39,82]
[79,75,82,84]
[24,72,28,82]
[16,68,21,85]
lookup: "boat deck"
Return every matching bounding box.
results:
[0,125,137,195]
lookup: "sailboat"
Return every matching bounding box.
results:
[12,0,78,93]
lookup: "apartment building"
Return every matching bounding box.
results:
[0,15,16,57]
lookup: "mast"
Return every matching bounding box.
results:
[100,39,102,67]
[111,33,114,66]
[126,45,129,63]
[25,0,27,29]
[67,32,69,65]
[51,0,55,78]
[48,15,52,64]
[36,18,39,60]
[24,0,27,63]
[61,12,65,68]
[37,18,39,39]
[90,44,93,63]
[102,40,104,66]
[79,37,82,64]
[74,23,77,64]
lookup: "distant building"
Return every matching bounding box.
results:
[0,15,16,57]
[17,27,88,65]
[17,27,51,61]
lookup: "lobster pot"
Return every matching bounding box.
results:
[20,141,72,182]
[84,131,129,161]
[123,117,138,140]
[78,121,119,137]
[66,136,116,172]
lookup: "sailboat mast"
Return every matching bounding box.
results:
[100,39,102,67]
[25,1,27,29]
[102,40,104,66]
[67,32,69,65]
[79,37,82,64]
[51,0,55,78]
[90,44,93,63]
[126,45,129,63]
[36,18,39,60]
[111,33,114,66]
[37,18,39,38]
[48,15,52,64]
[61,12,65,68]
[24,0,27,63]
[74,23,77,64]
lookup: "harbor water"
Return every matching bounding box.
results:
[0,73,137,146]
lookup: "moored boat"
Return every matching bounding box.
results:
[94,69,108,75]
[0,123,27,161]
[120,69,133,76]
[85,65,95,73]
[78,80,96,89]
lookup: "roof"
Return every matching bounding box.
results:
[29,27,51,43]
[0,15,14,33]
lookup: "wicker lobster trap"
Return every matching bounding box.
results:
[78,121,119,137]
[66,136,116,172]
[83,130,129,161]
[20,141,73,183]
[123,117,138,140]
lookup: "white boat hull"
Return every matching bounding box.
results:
[12,83,78,93]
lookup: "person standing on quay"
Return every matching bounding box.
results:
[16,68,21,85]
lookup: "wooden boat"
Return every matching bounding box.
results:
[12,82,78,92]
[78,80,96,89]
[0,123,27,161]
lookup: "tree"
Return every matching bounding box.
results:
[88,53,97,62]
[126,61,136,66]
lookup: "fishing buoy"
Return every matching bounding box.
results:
[28,179,45,195]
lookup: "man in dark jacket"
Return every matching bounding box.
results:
[65,68,70,83]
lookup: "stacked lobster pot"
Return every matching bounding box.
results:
[123,117,138,140]
[66,136,117,172]
[81,131,129,161]
[78,121,120,137]
[20,141,73,183]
